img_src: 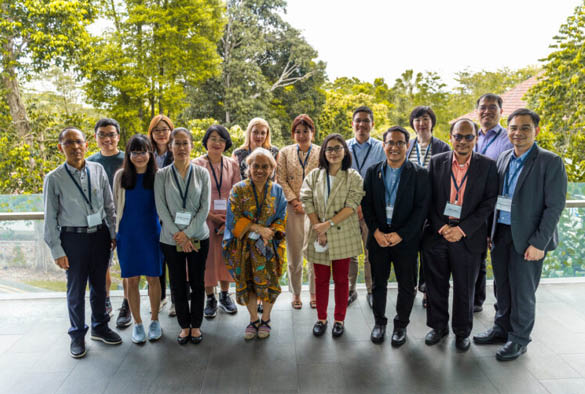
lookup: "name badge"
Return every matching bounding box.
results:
[314,240,328,253]
[248,231,260,240]
[385,205,394,221]
[87,211,102,227]
[496,196,512,212]
[175,211,192,226]
[443,203,462,219]
[214,199,227,211]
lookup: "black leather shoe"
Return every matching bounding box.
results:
[332,322,344,338]
[177,333,190,345]
[391,327,407,347]
[496,341,527,361]
[90,327,122,345]
[347,290,357,306]
[70,337,86,358]
[370,324,386,344]
[473,328,507,345]
[473,305,483,313]
[425,328,448,346]
[116,299,132,328]
[367,293,374,309]
[455,336,471,351]
[312,320,328,337]
[190,334,203,344]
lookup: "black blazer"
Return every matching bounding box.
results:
[362,160,430,249]
[491,145,567,254]
[406,136,451,162]
[425,151,498,253]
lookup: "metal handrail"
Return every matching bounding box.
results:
[1,200,584,221]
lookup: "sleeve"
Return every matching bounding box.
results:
[345,170,365,210]
[101,167,116,239]
[225,184,253,240]
[361,166,379,234]
[269,186,287,235]
[43,174,66,260]
[299,170,316,215]
[276,148,296,202]
[396,167,431,242]
[185,167,211,239]
[154,169,181,236]
[427,159,448,233]
[112,169,121,213]
[458,160,498,238]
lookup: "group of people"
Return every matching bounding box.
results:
[43,93,567,364]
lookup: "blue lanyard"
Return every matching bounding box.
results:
[171,164,193,209]
[450,168,469,204]
[251,180,269,222]
[503,158,527,196]
[382,164,401,206]
[207,156,223,199]
[352,143,373,172]
[415,140,431,166]
[65,164,93,211]
[297,145,312,178]
[476,128,501,155]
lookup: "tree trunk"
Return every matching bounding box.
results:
[2,38,31,139]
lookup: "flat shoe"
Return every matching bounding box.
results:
[312,320,328,337]
[191,334,203,344]
[332,322,344,338]
[177,333,190,345]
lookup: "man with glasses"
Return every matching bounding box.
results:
[44,127,122,358]
[473,94,513,312]
[423,119,498,351]
[346,106,386,308]
[87,118,130,328]
[362,126,430,345]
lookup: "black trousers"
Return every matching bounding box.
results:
[161,240,209,329]
[369,241,418,328]
[423,237,480,338]
[492,224,543,346]
[61,228,111,340]
[474,251,487,307]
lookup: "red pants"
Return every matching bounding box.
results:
[313,258,350,322]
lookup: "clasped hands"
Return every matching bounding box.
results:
[374,229,402,248]
[210,212,226,235]
[173,231,199,252]
[250,223,274,246]
[313,221,331,246]
[439,225,463,243]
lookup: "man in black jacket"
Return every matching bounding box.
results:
[362,126,430,346]
[423,118,498,351]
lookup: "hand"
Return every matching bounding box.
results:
[524,245,545,261]
[55,256,69,270]
[313,221,330,235]
[291,199,305,214]
[257,226,274,246]
[374,229,389,248]
[317,232,327,246]
[173,231,189,245]
[110,239,117,251]
[216,224,225,235]
[182,239,194,253]
[386,232,402,247]
[357,205,363,221]
[442,226,463,243]
[487,236,493,249]
[209,212,226,225]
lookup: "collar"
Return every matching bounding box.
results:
[354,137,371,148]
[451,152,472,168]
[480,124,503,137]
[512,142,537,161]
[65,161,86,173]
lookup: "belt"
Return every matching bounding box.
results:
[61,224,106,234]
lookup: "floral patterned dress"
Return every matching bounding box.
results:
[222,179,287,305]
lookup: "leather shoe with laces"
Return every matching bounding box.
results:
[312,320,327,337]
[425,328,448,346]
[391,327,407,347]
[473,328,507,345]
[332,322,344,338]
[455,336,470,351]
[370,324,386,344]
[496,341,526,361]
[90,327,122,345]
[70,337,86,358]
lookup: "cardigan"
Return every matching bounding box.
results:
[276,143,321,202]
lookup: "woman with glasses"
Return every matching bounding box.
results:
[155,128,211,345]
[193,125,241,319]
[113,135,163,344]
[232,118,280,180]
[300,134,364,337]
[223,148,287,340]
[276,114,320,310]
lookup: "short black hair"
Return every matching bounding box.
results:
[170,127,193,144]
[202,124,232,151]
[58,127,85,143]
[476,93,503,109]
[383,126,410,144]
[450,118,479,135]
[507,108,540,127]
[94,118,120,134]
[352,106,374,123]
[409,106,437,131]
[318,133,352,171]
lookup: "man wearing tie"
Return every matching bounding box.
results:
[473,108,567,361]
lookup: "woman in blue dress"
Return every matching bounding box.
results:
[113,134,163,344]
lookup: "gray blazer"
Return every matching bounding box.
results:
[491,145,567,254]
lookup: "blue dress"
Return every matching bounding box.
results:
[117,173,163,277]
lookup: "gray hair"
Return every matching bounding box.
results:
[245,147,276,178]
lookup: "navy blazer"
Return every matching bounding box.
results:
[362,159,430,249]
[425,151,498,253]
[491,145,567,254]
[406,136,451,163]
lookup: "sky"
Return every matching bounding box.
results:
[282,0,584,86]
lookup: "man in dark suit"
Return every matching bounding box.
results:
[423,118,498,351]
[473,108,567,361]
[362,126,430,346]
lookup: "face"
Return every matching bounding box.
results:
[383,131,407,165]
[129,150,150,172]
[170,131,192,161]
[249,155,273,185]
[450,121,477,157]
[207,130,227,155]
[95,125,120,155]
[413,114,433,139]
[293,123,313,146]
[476,97,503,131]
[352,111,374,143]
[152,120,172,147]
[250,125,268,148]
[507,115,539,152]
[58,129,88,163]
[324,139,345,167]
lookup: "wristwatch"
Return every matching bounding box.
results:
[328,219,335,228]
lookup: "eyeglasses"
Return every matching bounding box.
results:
[354,119,371,124]
[478,105,500,112]
[130,151,148,157]
[384,140,406,147]
[208,137,226,144]
[325,146,344,153]
[152,128,171,135]
[61,139,85,147]
[97,132,118,139]
[172,141,191,147]
[452,134,476,142]
[251,164,271,170]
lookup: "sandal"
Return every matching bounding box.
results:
[244,319,260,340]
[310,299,317,309]
[258,319,271,339]
[291,300,302,310]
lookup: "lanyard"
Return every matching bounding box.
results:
[450,168,469,204]
[476,128,501,155]
[207,155,223,199]
[65,165,93,211]
[503,158,527,196]
[382,164,401,206]
[326,171,332,198]
[251,180,269,221]
[171,164,193,209]
[415,140,431,166]
[297,145,312,178]
[352,143,373,172]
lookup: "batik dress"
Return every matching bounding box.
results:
[223,179,287,305]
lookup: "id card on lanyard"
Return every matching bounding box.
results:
[297,145,312,179]
[208,156,227,211]
[443,168,468,219]
[497,155,527,213]
[172,165,193,226]
[65,164,102,227]
[249,180,268,240]
[383,164,401,224]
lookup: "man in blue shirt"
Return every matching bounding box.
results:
[346,106,386,307]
